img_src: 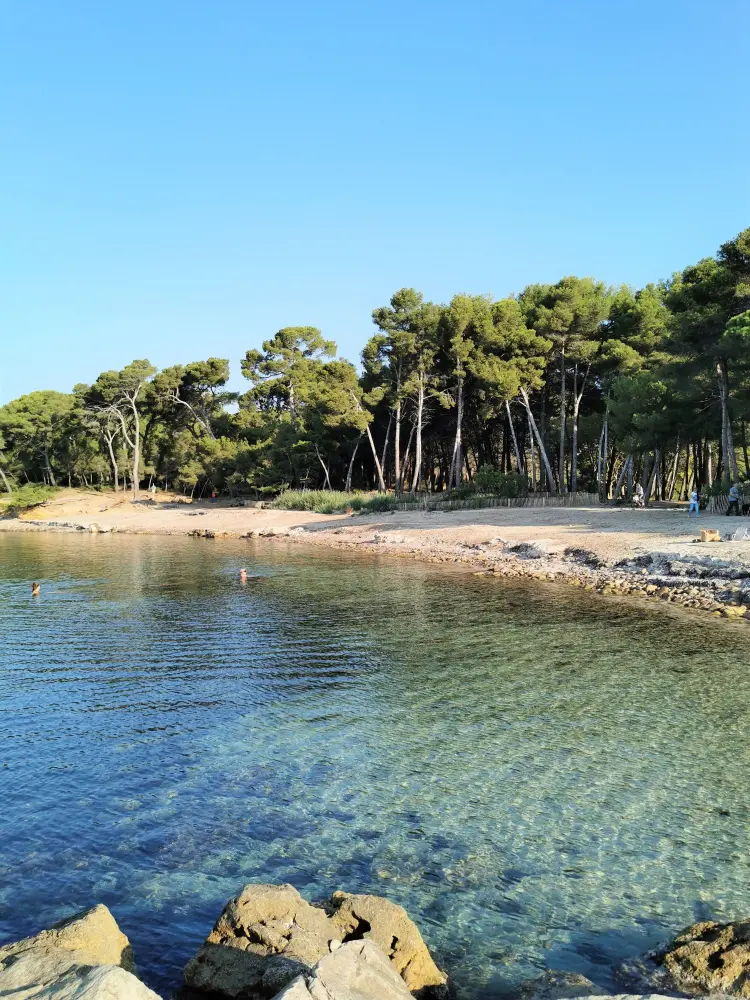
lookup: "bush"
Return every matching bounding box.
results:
[2,484,59,516]
[472,466,528,498]
[272,489,369,514]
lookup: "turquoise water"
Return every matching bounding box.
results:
[1,533,750,999]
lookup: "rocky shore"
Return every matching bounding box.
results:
[3,883,749,1000]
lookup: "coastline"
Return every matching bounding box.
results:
[4,489,750,619]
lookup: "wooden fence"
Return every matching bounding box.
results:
[392,491,600,513]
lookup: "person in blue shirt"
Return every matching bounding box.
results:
[688,488,700,517]
[727,483,741,515]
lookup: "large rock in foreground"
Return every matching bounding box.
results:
[183,884,446,999]
[273,941,412,1000]
[0,905,159,1000]
[0,906,135,973]
[618,918,750,997]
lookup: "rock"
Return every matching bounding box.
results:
[722,605,748,617]
[0,906,135,973]
[272,941,412,1000]
[184,884,446,999]
[616,918,750,996]
[329,892,445,995]
[0,906,153,1000]
[517,971,603,1000]
[0,955,160,1000]
[659,919,750,995]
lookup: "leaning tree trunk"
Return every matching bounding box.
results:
[314,444,332,490]
[0,465,11,493]
[613,454,631,501]
[519,387,555,491]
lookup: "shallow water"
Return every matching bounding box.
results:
[1,533,750,999]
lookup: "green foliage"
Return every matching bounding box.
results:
[472,466,528,497]
[1,484,59,515]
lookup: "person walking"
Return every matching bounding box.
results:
[688,488,700,517]
[726,482,741,515]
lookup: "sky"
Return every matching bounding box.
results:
[1,0,749,404]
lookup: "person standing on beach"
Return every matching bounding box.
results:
[727,483,741,515]
[688,488,700,517]
[211,491,216,503]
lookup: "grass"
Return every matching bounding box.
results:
[269,487,518,515]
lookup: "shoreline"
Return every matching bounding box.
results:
[4,489,750,620]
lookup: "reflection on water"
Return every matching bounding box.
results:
[1,533,750,999]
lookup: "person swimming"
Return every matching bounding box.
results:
[31,582,40,597]
[239,568,248,583]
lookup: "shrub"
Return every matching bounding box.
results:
[272,489,370,514]
[472,466,528,498]
[2,484,59,516]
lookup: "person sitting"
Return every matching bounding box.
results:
[633,483,645,508]
[727,482,741,515]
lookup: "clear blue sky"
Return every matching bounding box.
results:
[1,0,748,404]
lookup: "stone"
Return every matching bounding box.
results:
[0,906,135,973]
[329,892,445,995]
[272,941,412,1000]
[660,919,750,995]
[0,955,160,1000]
[0,906,153,1000]
[616,918,750,996]
[517,970,602,1000]
[184,884,446,1000]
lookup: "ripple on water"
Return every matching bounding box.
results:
[1,533,750,1000]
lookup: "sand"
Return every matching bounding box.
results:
[2,488,748,566]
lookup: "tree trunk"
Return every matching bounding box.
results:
[743,421,750,478]
[527,410,537,491]
[0,465,11,493]
[613,454,631,501]
[105,430,119,492]
[717,359,738,483]
[394,400,402,495]
[380,410,393,489]
[410,373,425,493]
[519,387,555,490]
[558,347,566,493]
[448,374,464,488]
[644,449,660,503]
[667,436,680,499]
[43,444,57,486]
[345,436,362,491]
[314,444,332,490]
[505,400,523,473]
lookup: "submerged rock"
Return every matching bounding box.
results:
[183,883,447,999]
[272,940,412,1000]
[518,970,603,1000]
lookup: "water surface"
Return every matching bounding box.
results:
[1,533,749,999]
